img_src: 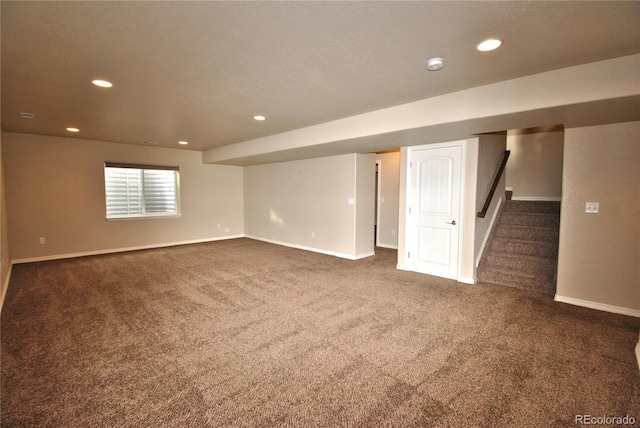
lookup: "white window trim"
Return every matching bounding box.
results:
[106,213,182,222]
[104,162,181,220]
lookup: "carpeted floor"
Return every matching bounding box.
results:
[2,238,639,427]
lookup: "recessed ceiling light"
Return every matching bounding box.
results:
[92,79,113,88]
[426,57,444,71]
[178,140,189,145]
[476,39,502,52]
[66,127,80,133]
[254,115,266,121]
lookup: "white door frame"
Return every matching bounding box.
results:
[400,141,468,281]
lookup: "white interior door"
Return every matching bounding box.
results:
[406,145,462,279]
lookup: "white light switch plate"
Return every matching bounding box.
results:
[585,202,599,213]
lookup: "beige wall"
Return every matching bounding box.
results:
[244,153,373,259]
[355,153,376,257]
[506,130,563,200]
[461,138,479,283]
[474,133,507,266]
[375,152,400,249]
[557,121,639,313]
[397,147,409,268]
[1,131,11,310]
[3,132,244,261]
[0,10,9,309]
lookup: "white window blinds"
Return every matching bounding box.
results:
[104,163,179,218]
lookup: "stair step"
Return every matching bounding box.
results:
[478,199,560,295]
[502,201,560,214]
[495,225,559,243]
[500,211,560,228]
[477,268,556,295]
[489,238,558,259]
[480,253,557,278]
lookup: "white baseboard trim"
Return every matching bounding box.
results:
[245,235,369,261]
[458,276,475,285]
[376,243,398,250]
[554,295,640,317]
[11,235,246,264]
[511,196,562,202]
[354,251,376,260]
[476,197,503,267]
[0,263,13,315]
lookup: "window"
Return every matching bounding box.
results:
[104,162,180,219]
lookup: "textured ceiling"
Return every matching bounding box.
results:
[2,1,639,152]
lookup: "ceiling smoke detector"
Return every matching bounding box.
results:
[426,57,444,71]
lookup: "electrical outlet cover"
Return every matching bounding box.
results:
[585,202,599,213]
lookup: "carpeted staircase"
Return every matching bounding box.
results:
[477,200,561,295]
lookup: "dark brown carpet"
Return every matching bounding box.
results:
[2,238,639,427]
